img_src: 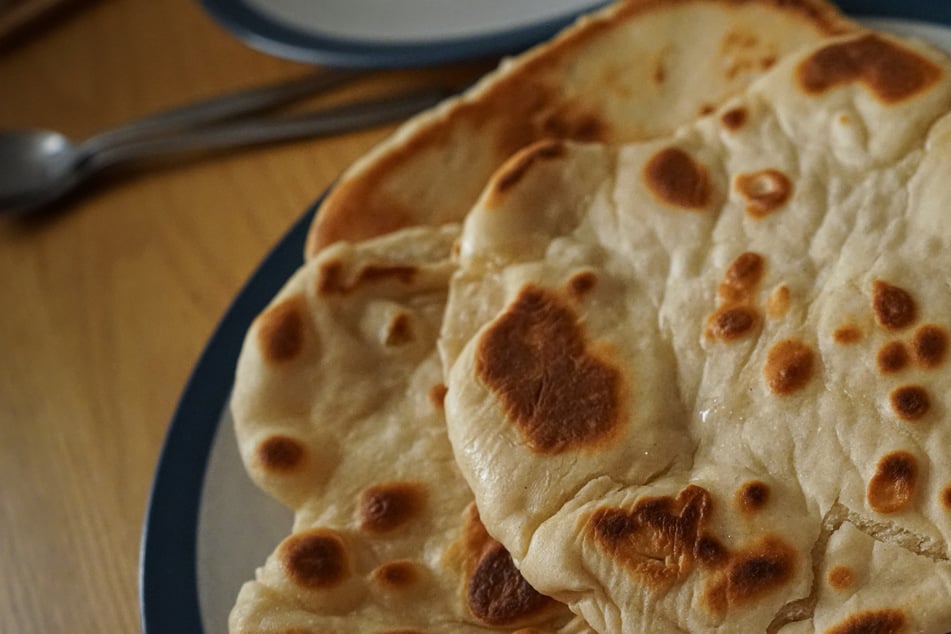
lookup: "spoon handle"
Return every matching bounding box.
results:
[82,86,449,173]
[79,68,366,155]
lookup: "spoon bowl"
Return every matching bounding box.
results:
[0,129,83,213]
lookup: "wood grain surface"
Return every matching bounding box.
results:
[0,1,490,631]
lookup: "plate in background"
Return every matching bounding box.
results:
[142,5,951,634]
[199,0,611,67]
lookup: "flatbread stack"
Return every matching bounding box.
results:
[441,27,951,634]
[228,1,951,632]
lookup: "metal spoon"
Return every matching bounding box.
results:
[0,69,446,215]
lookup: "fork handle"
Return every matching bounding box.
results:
[79,68,366,155]
[81,86,448,174]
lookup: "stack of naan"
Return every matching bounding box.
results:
[229,0,951,632]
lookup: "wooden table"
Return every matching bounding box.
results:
[0,1,489,631]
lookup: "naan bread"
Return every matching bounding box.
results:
[441,31,951,633]
[305,0,854,257]
[232,0,857,629]
[230,225,590,632]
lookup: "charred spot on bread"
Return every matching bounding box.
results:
[708,306,760,341]
[797,33,941,103]
[872,281,917,332]
[279,529,350,589]
[467,544,555,626]
[643,147,713,210]
[371,560,421,590]
[889,385,930,421]
[720,107,748,130]
[256,435,306,473]
[764,339,816,395]
[834,324,863,344]
[877,341,910,374]
[825,609,907,634]
[827,565,854,590]
[475,285,623,454]
[588,486,717,588]
[736,481,770,514]
[912,324,948,368]
[359,482,426,533]
[567,270,598,298]
[720,252,766,302]
[257,294,309,363]
[703,536,798,616]
[868,451,918,514]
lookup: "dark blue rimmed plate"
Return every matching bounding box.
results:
[142,5,951,633]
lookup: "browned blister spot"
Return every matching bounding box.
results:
[588,486,719,588]
[279,529,350,589]
[257,295,308,363]
[493,140,565,197]
[708,253,765,342]
[826,609,908,634]
[708,306,760,341]
[877,341,910,374]
[359,482,426,533]
[567,271,598,298]
[384,313,414,346]
[868,451,918,514]
[736,481,770,514]
[764,339,816,395]
[643,147,713,210]
[834,325,863,344]
[913,324,948,368]
[889,385,930,421]
[942,486,951,510]
[429,383,448,409]
[468,544,555,626]
[872,281,917,331]
[704,536,798,616]
[828,565,854,590]
[475,286,623,454]
[797,33,941,103]
[720,252,766,302]
[736,169,793,218]
[256,435,305,473]
[371,560,420,589]
[721,107,748,130]
[767,284,791,319]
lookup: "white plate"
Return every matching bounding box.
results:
[142,9,951,634]
[200,0,611,67]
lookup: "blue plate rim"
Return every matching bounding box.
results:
[199,0,613,68]
[142,2,951,633]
